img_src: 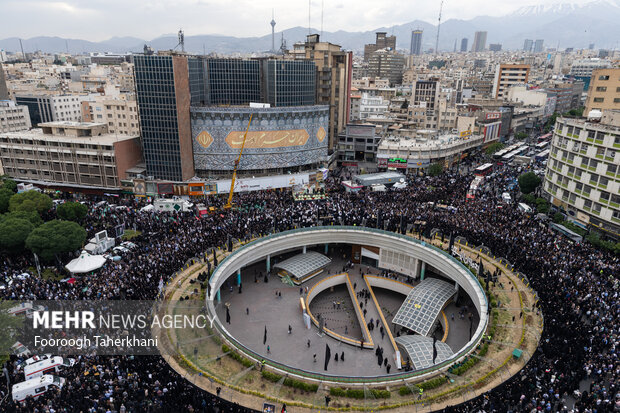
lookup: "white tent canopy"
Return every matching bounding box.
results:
[65,251,106,274]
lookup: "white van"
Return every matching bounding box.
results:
[371,184,387,192]
[18,354,53,370]
[7,302,45,318]
[502,192,512,204]
[24,356,75,380]
[12,375,65,403]
[11,342,32,358]
[518,203,533,213]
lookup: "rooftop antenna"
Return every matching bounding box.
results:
[19,38,25,61]
[321,0,324,37]
[435,0,444,54]
[308,0,311,35]
[176,29,185,52]
[270,9,276,52]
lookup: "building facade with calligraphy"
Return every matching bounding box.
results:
[191,105,329,177]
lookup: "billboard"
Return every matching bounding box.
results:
[191,106,328,172]
[215,172,310,194]
[407,159,430,169]
[188,183,204,196]
[387,157,407,169]
[485,112,501,120]
[157,183,174,194]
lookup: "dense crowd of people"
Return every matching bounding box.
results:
[0,162,617,412]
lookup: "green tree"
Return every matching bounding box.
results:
[25,220,87,262]
[0,217,34,253]
[9,190,53,214]
[552,212,564,224]
[485,142,505,155]
[56,202,88,222]
[0,210,43,227]
[0,300,25,365]
[2,178,17,192]
[518,172,542,194]
[535,197,550,213]
[428,163,443,177]
[0,188,13,213]
[515,131,528,140]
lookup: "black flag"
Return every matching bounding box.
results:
[432,336,438,364]
[263,326,267,345]
[226,307,230,324]
[227,236,233,252]
[213,249,218,267]
[324,344,331,371]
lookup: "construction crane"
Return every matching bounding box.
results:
[224,114,253,209]
[435,0,444,54]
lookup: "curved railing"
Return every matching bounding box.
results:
[206,226,489,385]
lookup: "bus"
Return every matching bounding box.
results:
[548,222,583,243]
[535,149,550,161]
[537,133,552,143]
[474,163,494,176]
[501,147,528,163]
[535,141,550,151]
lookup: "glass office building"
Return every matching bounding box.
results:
[134,55,194,182]
[204,59,261,106]
[264,60,316,107]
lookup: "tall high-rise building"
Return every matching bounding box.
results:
[489,44,502,52]
[270,11,276,52]
[492,64,530,99]
[410,30,423,55]
[523,39,533,52]
[367,49,406,87]
[288,34,352,149]
[460,38,468,52]
[134,54,196,182]
[364,32,397,61]
[533,39,544,53]
[134,53,320,181]
[0,63,9,100]
[471,31,487,52]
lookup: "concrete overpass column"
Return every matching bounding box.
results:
[420,261,426,281]
[266,254,270,272]
[237,269,241,286]
[303,246,307,254]
[454,282,460,303]
[216,289,221,303]
[324,243,328,254]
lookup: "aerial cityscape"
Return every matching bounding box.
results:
[0,0,618,412]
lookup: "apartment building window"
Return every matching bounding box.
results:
[600,191,610,202]
[608,164,617,175]
[595,86,607,92]
[593,98,604,103]
[598,75,609,80]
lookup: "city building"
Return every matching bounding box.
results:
[471,31,487,53]
[410,78,440,129]
[14,93,83,126]
[492,64,530,99]
[523,39,533,52]
[134,54,195,182]
[489,44,502,52]
[376,129,497,172]
[364,32,397,61]
[533,39,544,53]
[0,63,8,100]
[545,81,584,114]
[337,123,380,167]
[570,58,613,91]
[288,34,353,150]
[584,68,620,114]
[0,100,31,132]
[410,30,423,56]
[353,93,389,120]
[543,111,620,239]
[367,50,405,87]
[460,38,468,53]
[81,96,140,136]
[0,121,142,190]
[135,52,325,180]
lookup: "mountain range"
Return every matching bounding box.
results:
[1,0,619,55]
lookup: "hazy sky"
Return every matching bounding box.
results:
[0,0,597,41]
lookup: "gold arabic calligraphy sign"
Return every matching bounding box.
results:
[225,129,309,149]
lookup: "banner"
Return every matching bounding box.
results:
[188,183,205,196]
[157,183,174,194]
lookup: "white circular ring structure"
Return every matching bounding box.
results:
[206,226,489,385]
